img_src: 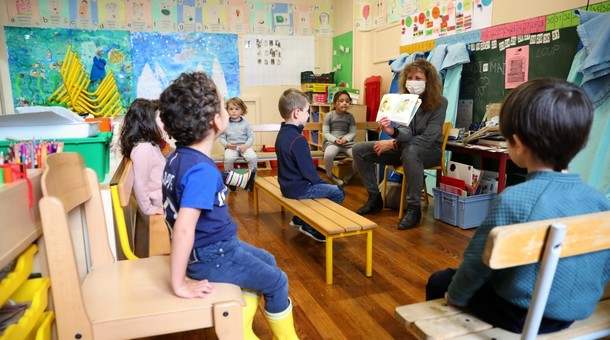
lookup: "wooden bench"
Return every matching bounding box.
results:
[395,211,610,340]
[211,122,379,170]
[253,176,377,285]
[110,157,171,259]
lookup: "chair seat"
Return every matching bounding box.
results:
[82,255,244,339]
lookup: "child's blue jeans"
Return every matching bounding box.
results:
[187,236,289,314]
[292,183,345,227]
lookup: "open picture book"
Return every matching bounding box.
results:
[376,94,422,126]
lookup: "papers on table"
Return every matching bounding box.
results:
[376,94,421,126]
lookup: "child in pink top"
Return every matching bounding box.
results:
[119,99,167,215]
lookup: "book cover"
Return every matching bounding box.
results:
[375,94,421,126]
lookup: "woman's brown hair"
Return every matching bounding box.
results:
[398,58,443,112]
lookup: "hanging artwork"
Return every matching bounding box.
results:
[130,31,239,100]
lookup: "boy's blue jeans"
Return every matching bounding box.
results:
[292,183,345,227]
[187,236,289,313]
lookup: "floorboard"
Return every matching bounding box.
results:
[138,168,475,340]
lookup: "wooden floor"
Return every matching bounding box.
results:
[139,168,475,340]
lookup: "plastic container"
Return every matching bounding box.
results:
[433,187,496,229]
[34,311,54,340]
[310,111,320,123]
[0,278,51,340]
[0,132,113,181]
[0,244,38,307]
[311,131,319,144]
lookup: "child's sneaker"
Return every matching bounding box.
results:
[329,175,344,187]
[299,225,326,242]
[245,169,257,191]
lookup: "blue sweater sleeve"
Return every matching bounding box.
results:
[293,136,323,184]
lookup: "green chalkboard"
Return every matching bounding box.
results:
[460,26,580,122]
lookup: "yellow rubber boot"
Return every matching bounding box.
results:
[264,298,299,340]
[242,290,261,340]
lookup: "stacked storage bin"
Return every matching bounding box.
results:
[301,71,334,103]
[0,244,54,340]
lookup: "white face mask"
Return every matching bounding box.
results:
[406,80,426,95]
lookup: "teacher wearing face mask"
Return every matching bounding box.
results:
[352,58,447,230]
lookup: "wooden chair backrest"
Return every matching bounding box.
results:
[484,211,610,269]
[110,157,139,259]
[110,156,134,208]
[40,152,115,330]
[439,122,452,174]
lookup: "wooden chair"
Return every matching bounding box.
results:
[396,211,610,340]
[110,157,170,259]
[39,152,244,339]
[381,122,452,218]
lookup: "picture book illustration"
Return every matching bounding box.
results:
[376,93,421,126]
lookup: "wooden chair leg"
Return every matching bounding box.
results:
[382,166,389,208]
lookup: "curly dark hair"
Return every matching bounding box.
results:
[119,98,162,157]
[159,72,220,146]
[398,58,443,112]
[332,90,352,106]
[500,78,593,171]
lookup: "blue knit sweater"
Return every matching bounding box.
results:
[448,171,610,321]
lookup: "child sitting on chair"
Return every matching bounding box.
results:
[159,72,298,339]
[322,90,358,186]
[275,88,345,243]
[219,97,257,191]
[426,78,610,334]
[119,98,166,215]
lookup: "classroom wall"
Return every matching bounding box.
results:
[354,0,607,102]
[0,0,336,121]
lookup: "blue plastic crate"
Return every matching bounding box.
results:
[433,187,496,229]
[310,111,320,122]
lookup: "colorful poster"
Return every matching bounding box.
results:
[130,32,239,100]
[271,3,293,35]
[97,0,126,29]
[373,0,387,27]
[70,0,94,29]
[247,1,272,34]
[401,0,493,46]
[177,0,198,32]
[243,35,313,86]
[356,0,374,31]
[314,4,333,36]
[227,0,248,33]
[293,4,314,36]
[6,0,41,27]
[39,0,69,27]
[399,0,418,17]
[125,0,153,31]
[387,0,403,24]
[201,0,227,32]
[152,0,177,31]
[505,45,529,89]
[4,27,133,109]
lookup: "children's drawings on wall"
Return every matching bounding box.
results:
[7,0,41,27]
[151,0,177,31]
[72,0,94,29]
[314,4,333,36]
[201,0,226,32]
[176,0,199,32]
[4,27,133,109]
[227,0,248,33]
[243,35,313,86]
[4,0,335,36]
[400,0,493,46]
[293,4,314,36]
[356,0,373,31]
[40,0,69,27]
[248,1,272,34]
[130,32,239,100]
[98,0,126,29]
[271,3,293,35]
[125,0,153,31]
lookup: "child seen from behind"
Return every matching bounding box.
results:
[119,98,166,215]
[323,90,358,186]
[426,78,610,334]
[159,72,298,340]
[275,88,345,243]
